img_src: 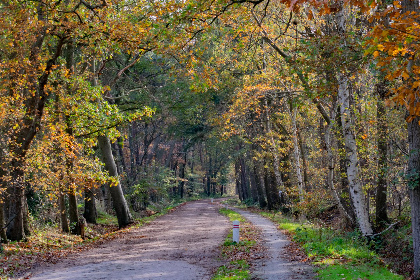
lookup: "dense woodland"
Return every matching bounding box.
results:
[1,0,420,278]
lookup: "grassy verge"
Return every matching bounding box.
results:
[212,208,262,280]
[0,201,185,279]
[259,211,403,280]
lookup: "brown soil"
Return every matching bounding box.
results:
[19,200,230,280]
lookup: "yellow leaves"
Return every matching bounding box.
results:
[373,51,379,58]
[393,1,402,9]
[402,71,410,80]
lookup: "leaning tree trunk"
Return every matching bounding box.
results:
[338,74,373,236]
[98,135,133,228]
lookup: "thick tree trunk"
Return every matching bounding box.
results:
[400,1,419,276]
[408,116,420,279]
[68,191,79,234]
[98,135,134,228]
[6,165,26,241]
[335,107,356,222]
[59,193,69,233]
[375,80,389,226]
[338,75,373,236]
[83,187,97,224]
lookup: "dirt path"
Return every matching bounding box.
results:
[22,200,230,280]
[232,208,315,280]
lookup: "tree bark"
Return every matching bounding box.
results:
[264,156,281,210]
[83,187,97,224]
[400,1,420,276]
[253,161,267,208]
[0,202,8,242]
[98,135,134,228]
[408,115,420,279]
[68,191,79,234]
[338,75,373,236]
[59,193,70,233]
[6,165,26,241]
[235,161,243,201]
[178,154,186,199]
[239,157,250,201]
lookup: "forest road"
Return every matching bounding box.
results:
[231,207,315,280]
[23,200,230,280]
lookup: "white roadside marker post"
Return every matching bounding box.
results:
[211,198,214,203]
[233,220,240,243]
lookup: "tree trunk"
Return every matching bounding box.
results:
[83,187,97,224]
[335,107,356,222]
[68,191,79,234]
[0,202,7,243]
[253,161,267,208]
[6,165,26,241]
[408,115,420,279]
[235,161,243,201]
[338,74,373,236]
[263,156,281,210]
[401,0,420,276]
[239,157,250,200]
[178,156,186,199]
[248,163,258,203]
[325,103,355,225]
[375,80,389,227]
[59,193,69,233]
[98,135,134,228]
[297,126,309,190]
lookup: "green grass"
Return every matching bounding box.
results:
[212,260,251,280]
[259,211,403,280]
[317,264,402,280]
[96,210,118,225]
[219,208,246,223]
